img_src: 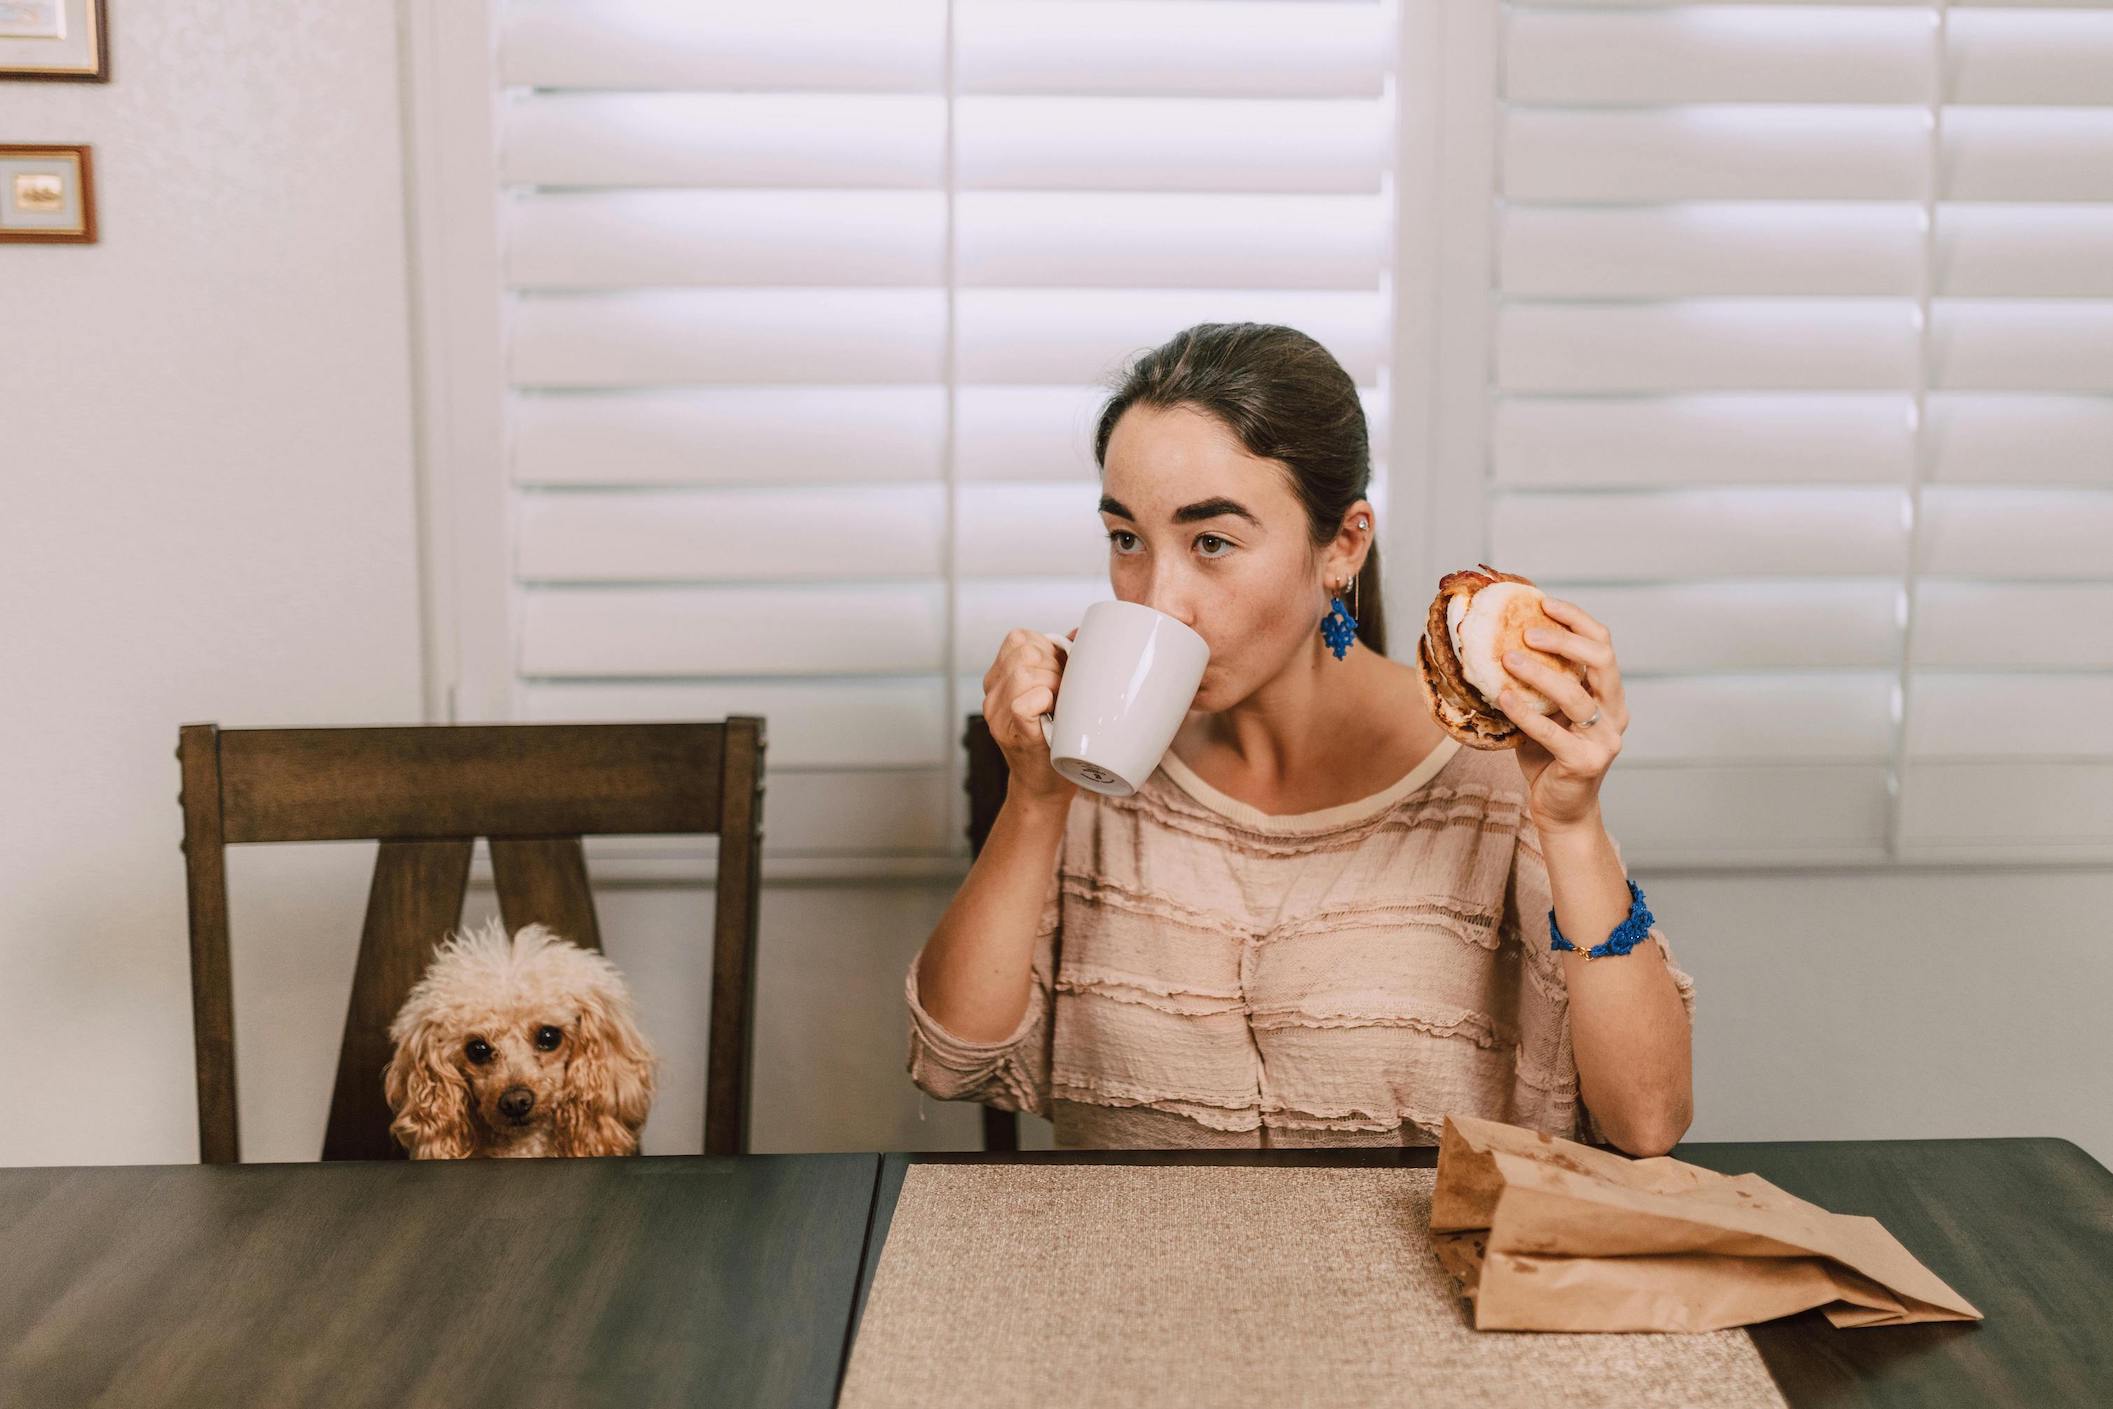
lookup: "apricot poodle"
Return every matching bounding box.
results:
[384,918,656,1158]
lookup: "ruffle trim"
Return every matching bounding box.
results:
[1056,970,1247,1019]
[1051,1065,1574,1118]
[1058,977,1524,1052]
[1054,880,1507,967]
[1107,780,1531,861]
[1245,1004,1516,1049]
[1058,872,1252,939]
[1048,1080,1566,1143]
[1254,898,1501,951]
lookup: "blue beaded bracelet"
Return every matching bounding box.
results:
[1549,877,1654,961]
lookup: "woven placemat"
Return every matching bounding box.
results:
[839,1164,1789,1409]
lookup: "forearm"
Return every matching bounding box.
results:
[1539,808,1693,1156]
[914,791,1069,1043]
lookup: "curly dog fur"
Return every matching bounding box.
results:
[384,918,656,1159]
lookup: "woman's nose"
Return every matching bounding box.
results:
[1140,574,1197,627]
[1143,596,1198,630]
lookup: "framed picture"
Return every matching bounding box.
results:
[0,0,107,82]
[0,144,95,242]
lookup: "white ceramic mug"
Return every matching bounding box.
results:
[1038,600,1210,797]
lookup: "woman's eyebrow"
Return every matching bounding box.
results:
[1097,495,1260,527]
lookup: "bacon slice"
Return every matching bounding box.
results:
[1417,635,1523,749]
[1415,566,1544,751]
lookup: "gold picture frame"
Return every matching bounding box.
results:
[0,0,108,82]
[0,144,96,242]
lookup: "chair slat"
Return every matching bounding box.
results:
[218,725,725,843]
[491,838,602,951]
[980,1106,1020,1153]
[321,840,474,1162]
[706,717,766,1158]
[964,715,1009,856]
[178,725,241,1165]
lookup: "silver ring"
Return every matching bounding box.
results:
[1572,707,1603,731]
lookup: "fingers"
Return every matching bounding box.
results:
[1525,614,1627,715]
[1503,650,1600,725]
[1539,597,1609,641]
[982,627,1071,752]
[1521,624,1611,671]
[980,627,1084,801]
[1005,684,1055,725]
[984,628,1068,694]
[984,672,1059,726]
[1500,689,1616,772]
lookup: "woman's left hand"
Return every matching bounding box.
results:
[1495,597,1629,833]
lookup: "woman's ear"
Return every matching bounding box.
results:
[384,1028,475,1160]
[554,987,658,1157]
[1332,500,1374,578]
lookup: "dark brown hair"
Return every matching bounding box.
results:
[1091,322,1385,655]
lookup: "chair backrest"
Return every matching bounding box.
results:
[176,719,766,1163]
[961,714,1021,1153]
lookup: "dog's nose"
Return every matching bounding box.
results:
[498,1086,535,1121]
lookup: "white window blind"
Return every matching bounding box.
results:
[1476,0,2113,866]
[489,0,1400,872]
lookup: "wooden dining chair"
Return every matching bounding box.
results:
[176,720,765,1164]
[962,713,1023,1153]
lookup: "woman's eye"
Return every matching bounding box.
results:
[465,1038,493,1065]
[1108,530,1232,558]
[534,1026,563,1052]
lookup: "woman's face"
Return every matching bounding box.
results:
[1098,402,1340,714]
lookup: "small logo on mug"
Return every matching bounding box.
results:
[1076,764,1117,785]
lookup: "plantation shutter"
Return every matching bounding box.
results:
[1486,0,2113,865]
[495,0,1400,871]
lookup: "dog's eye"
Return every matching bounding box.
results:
[534,1026,563,1052]
[464,1038,493,1065]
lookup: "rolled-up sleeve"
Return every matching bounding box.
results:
[904,864,1063,1118]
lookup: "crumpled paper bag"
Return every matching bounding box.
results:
[1429,1114,1984,1333]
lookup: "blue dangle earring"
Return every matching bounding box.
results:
[1321,570,1360,660]
[1321,517,1369,661]
[1321,579,1358,660]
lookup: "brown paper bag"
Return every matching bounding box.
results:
[1429,1114,1984,1333]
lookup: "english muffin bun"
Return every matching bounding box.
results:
[1415,564,1588,751]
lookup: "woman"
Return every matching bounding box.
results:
[905,323,1696,1154]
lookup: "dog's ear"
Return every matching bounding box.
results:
[554,984,658,1157]
[384,1028,475,1160]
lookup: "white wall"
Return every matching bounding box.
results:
[3,3,2107,1173]
[0,0,426,1164]
[1642,866,2111,1166]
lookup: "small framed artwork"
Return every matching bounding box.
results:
[0,0,107,82]
[0,144,95,242]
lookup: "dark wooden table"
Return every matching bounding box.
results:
[0,1153,880,1409]
[2,1138,2105,1407]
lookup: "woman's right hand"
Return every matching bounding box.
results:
[983,627,1078,808]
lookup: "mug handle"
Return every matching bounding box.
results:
[1038,632,1071,750]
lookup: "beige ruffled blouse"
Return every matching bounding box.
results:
[904,734,1698,1148]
